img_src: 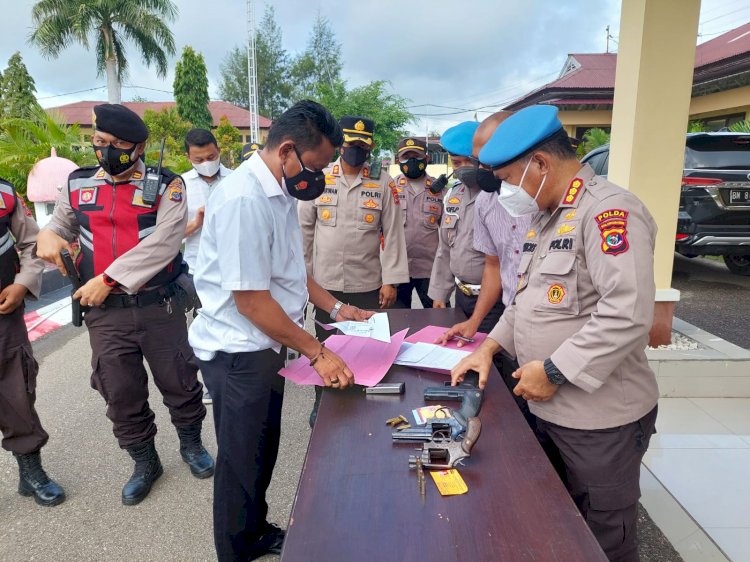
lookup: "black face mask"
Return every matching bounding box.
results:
[93,143,138,176]
[477,167,503,192]
[400,157,426,179]
[283,146,326,201]
[454,166,479,190]
[341,145,369,168]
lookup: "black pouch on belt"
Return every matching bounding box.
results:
[174,272,201,312]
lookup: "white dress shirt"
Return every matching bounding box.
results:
[188,153,309,360]
[182,164,231,272]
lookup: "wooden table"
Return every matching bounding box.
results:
[281,308,606,562]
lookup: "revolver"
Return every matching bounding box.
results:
[60,249,88,327]
[408,416,482,470]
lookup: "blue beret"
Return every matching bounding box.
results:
[440,121,480,157]
[478,105,563,168]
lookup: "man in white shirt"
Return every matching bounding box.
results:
[183,128,231,275]
[189,100,372,561]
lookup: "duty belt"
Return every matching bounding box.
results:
[101,282,179,309]
[455,277,481,297]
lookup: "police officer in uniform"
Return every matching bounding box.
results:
[453,105,659,562]
[36,104,214,506]
[299,115,409,425]
[429,122,505,333]
[392,137,442,309]
[0,180,65,506]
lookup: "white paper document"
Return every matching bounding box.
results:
[327,313,391,343]
[394,342,471,371]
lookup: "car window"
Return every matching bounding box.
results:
[600,152,609,177]
[685,135,750,169]
[584,151,607,175]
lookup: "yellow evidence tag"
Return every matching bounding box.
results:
[430,469,468,496]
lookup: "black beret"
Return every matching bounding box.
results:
[92,104,149,143]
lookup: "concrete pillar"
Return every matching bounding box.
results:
[608,0,701,345]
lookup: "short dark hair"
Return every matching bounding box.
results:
[536,128,578,161]
[185,128,218,153]
[266,100,343,152]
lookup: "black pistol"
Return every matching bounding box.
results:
[60,249,88,327]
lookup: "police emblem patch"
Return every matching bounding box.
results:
[406,139,415,146]
[429,215,436,224]
[363,199,378,209]
[547,284,565,304]
[444,216,452,225]
[168,186,183,202]
[364,213,375,223]
[321,209,331,220]
[595,209,629,256]
[79,187,98,205]
[119,153,130,164]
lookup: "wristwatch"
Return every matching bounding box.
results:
[102,273,119,288]
[543,358,567,385]
[329,300,344,321]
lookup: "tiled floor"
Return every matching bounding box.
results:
[642,398,750,562]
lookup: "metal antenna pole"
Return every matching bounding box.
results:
[246,0,260,143]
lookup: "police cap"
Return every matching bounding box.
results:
[241,142,264,161]
[478,105,563,168]
[440,121,480,158]
[397,137,427,156]
[340,116,374,146]
[92,103,149,143]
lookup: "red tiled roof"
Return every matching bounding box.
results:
[507,22,750,109]
[47,100,271,129]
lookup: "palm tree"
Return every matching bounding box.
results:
[29,0,178,104]
[578,128,611,157]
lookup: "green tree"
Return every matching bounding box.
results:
[0,53,41,119]
[729,120,750,133]
[687,120,708,133]
[29,0,178,104]
[0,107,94,200]
[142,106,192,173]
[318,81,412,156]
[218,6,291,120]
[577,128,611,157]
[289,14,342,101]
[173,46,212,130]
[214,116,242,168]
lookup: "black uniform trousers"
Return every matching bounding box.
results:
[454,289,505,335]
[84,301,206,449]
[396,278,433,309]
[198,348,285,562]
[536,406,658,562]
[0,305,49,455]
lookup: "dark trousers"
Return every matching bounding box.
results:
[199,349,286,562]
[313,289,381,342]
[0,305,49,455]
[454,290,505,334]
[396,278,433,309]
[84,302,206,449]
[536,406,658,562]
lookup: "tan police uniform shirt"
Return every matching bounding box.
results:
[427,182,486,303]
[488,164,659,430]
[393,172,442,279]
[9,198,44,298]
[298,159,409,293]
[43,160,188,294]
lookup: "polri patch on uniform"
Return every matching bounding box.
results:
[547,284,566,304]
[563,178,584,205]
[79,187,98,205]
[595,209,629,256]
[168,185,183,202]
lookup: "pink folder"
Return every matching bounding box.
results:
[405,325,488,353]
[279,328,409,387]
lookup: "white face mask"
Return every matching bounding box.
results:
[193,158,221,178]
[497,158,547,217]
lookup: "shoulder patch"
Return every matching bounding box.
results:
[562,177,583,205]
[388,181,400,205]
[167,178,184,202]
[595,209,629,255]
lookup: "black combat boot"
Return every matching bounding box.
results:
[122,440,163,506]
[176,423,214,479]
[14,451,66,507]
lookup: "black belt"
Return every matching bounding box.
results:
[101,283,179,309]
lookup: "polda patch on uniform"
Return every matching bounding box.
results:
[563,178,584,205]
[168,186,183,202]
[79,187,98,205]
[596,209,629,256]
[547,284,566,304]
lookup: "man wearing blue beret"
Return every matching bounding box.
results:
[452,105,659,562]
[428,122,505,333]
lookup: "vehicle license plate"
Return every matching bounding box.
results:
[729,189,750,205]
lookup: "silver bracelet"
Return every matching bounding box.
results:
[329,300,344,321]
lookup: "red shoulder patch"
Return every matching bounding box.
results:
[562,177,584,205]
[595,209,629,256]
[388,180,400,205]
[20,198,33,217]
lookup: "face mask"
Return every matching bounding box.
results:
[477,167,503,193]
[400,157,426,179]
[454,165,480,190]
[193,158,221,177]
[497,158,547,217]
[282,146,326,201]
[341,145,369,168]
[93,143,138,177]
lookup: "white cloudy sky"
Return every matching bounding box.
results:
[1,0,748,134]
